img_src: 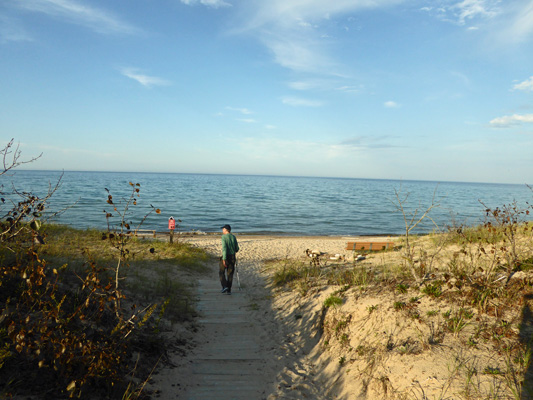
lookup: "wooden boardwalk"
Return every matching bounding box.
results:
[180,277,275,400]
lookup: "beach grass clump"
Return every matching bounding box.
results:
[146,240,210,272]
[271,260,305,287]
[40,223,209,270]
[324,294,343,308]
[442,224,504,246]
[443,308,473,336]
[270,259,323,291]
[327,265,374,289]
[367,305,378,314]
[396,283,409,294]
[127,262,194,322]
[516,256,533,272]
[421,281,443,298]
[393,301,407,311]
[378,261,413,283]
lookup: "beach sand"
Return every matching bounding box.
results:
[148,233,527,399]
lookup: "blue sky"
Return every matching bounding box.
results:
[1,0,533,184]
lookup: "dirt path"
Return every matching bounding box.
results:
[149,259,286,399]
[181,275,277,399]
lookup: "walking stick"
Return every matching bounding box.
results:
[236,256,241,290]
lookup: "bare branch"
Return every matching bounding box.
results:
[0,139,42,178]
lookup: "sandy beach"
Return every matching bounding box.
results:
[148,233,532,399]
[182,233,366,264]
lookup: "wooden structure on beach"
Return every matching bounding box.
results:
[345,241,395,252]
[133,229,157,237]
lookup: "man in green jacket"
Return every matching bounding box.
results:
[220,224,239,295]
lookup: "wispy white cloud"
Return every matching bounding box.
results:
[513,76,533,91]
[236,0,403,76]
[452,0,500,25]
[297,18,313,28]
[384,100,400,108]
[288,80,322,91]
[119,68,171,88]
[180,0,231,8]
[282,96,324,107]
[422,0,533,46]
[504,1,533,43]
[451,70,471,86]
[226,106,254,115]
[336,85,361,94]
[13,0,139,35]
[490,113,533,127]
[263,33,335,74]
[243,0,403,30]
[339,135,400,149]
[441,0,533,45]
[421,0,501,26]
[224,106,267,124]
[288,79,361,94]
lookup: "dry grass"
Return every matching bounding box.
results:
[267,225,533,399]
[38,223,211,322]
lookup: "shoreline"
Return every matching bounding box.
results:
[158,231,402,240]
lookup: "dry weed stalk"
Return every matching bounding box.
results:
[392,185,442,284]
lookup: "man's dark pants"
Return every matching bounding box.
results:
[219,254,236,292]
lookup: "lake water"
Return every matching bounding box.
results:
[3,170,532,236]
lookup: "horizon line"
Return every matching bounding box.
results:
[16,168,530,187]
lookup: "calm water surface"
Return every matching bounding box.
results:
[4,171,532,236]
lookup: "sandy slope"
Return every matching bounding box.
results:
[149,234,532,400]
